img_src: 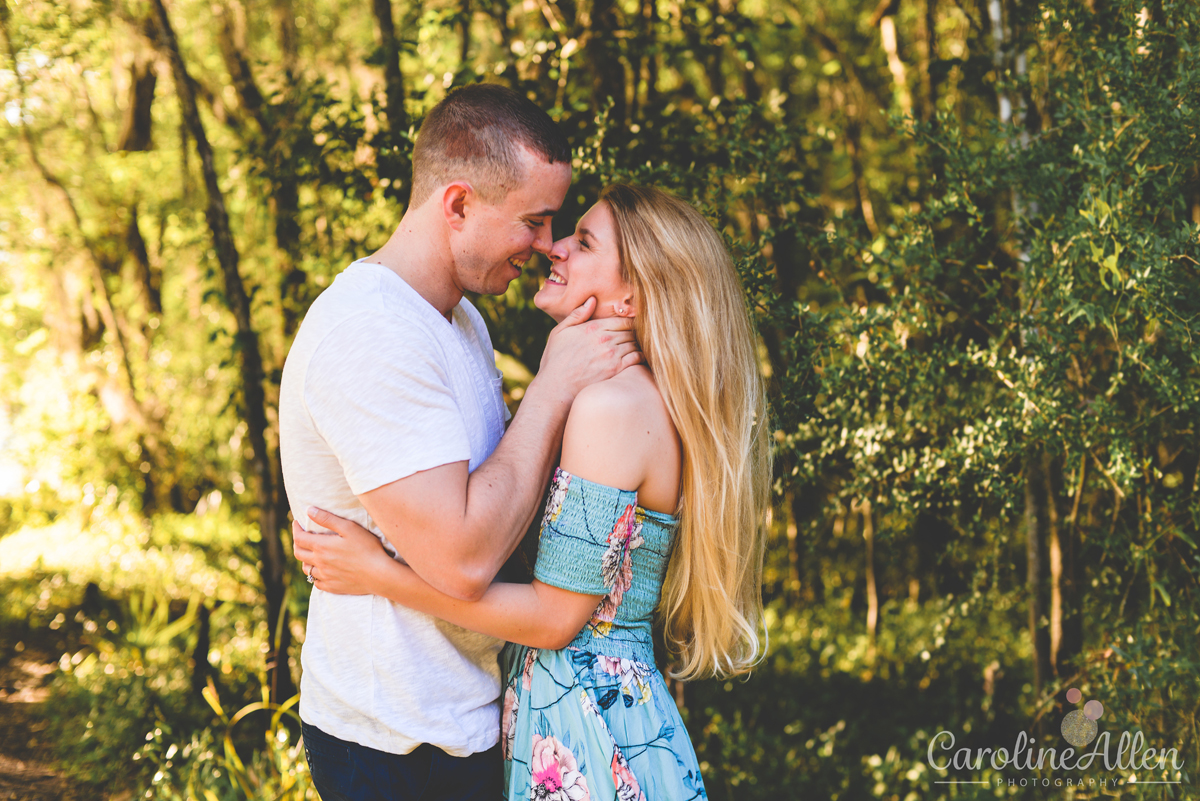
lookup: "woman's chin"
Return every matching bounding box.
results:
[533,293,566,324]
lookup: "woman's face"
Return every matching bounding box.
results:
[534,202,636,324]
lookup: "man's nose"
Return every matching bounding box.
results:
[532,222,557,255]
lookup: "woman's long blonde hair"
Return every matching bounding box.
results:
[602,184,772,680]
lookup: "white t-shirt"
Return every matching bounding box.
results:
[279,260,510,756]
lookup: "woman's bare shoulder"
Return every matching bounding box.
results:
[569,366,666,427]
[561,366,677,492]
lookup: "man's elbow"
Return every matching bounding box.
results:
[436,565,492,603]
[409,544,495,601]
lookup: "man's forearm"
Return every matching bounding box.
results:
[359,378,571,602]
[453,374,573,589]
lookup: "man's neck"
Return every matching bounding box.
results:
[361,205,462,319]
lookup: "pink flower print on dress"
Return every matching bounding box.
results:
[592,505,645,629]
[610,747,646,801]
[530,735,591,800]
[501,682,519,760]
[542,469,572,529]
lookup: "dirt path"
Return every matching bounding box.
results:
[0,643,87,801]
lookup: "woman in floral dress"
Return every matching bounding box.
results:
[295,184,772,799]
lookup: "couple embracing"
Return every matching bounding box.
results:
[280,83,771,801]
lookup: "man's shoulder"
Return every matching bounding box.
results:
[304,264,404,323]
[297,280,437,356]
[283,293,447,413]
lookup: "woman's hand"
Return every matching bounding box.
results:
[293,507,396,595]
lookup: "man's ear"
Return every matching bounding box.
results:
[442,182,473,232]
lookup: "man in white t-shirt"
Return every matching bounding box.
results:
[278,84,639,800]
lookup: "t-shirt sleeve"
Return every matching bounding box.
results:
[533,471,635,596]
[304,313,471,496]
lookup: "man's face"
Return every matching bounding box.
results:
[449,147,572,296]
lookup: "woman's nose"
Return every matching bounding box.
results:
[546,236,570,262]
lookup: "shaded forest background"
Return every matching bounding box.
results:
[0,0,1197,797]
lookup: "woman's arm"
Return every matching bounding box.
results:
[294,511,602,650]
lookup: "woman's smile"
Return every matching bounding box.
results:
[534,202,634,322]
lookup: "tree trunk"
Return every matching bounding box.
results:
[705,0,724,99]
[783,492,801,602]
[1044,454,1063,675]
[6,5,174,512]
[644,0,659,111]
[918,0,939,123]
[191,603,212,697]
[459,0,471,67]
[151,0,295,704]
[1047,526,1063,673]
[3,8,149,426]
[212,1,308,339]
[630,0,657,121]
[127,205,163,318]
[785,484,823,605]
[844,119,880,237]
[587,0,627,124]
[1024,457,1049,703]
[372,0,407,131]
[994,0,1049,706]
[858,500,879,645]
[117,53,157,151]
[1060,453,1086,670]
[877,14,912,118]
[215,1,265,130]
[273,0,298,77]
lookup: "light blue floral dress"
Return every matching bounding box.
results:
[500,468,707,801]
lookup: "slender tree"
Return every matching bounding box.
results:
[150,0,295,703]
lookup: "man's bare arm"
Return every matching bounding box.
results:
[353,298,640,601]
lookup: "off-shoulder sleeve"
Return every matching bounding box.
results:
[533,468,638,595]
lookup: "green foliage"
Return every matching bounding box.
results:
[0,508,283,795]
[134,685,314,801]
[690,592,1030,799]
[136,707,314,801]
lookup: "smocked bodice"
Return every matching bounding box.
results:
[533,467,678,664]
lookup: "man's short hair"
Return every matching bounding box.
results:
[410,83,571,206]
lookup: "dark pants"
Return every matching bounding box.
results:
[301,721,502,801]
